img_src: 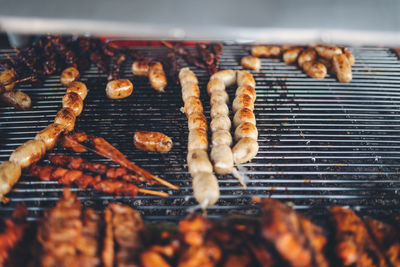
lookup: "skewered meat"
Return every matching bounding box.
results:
[62,92,84,116]
[108,53,126,81]
[0,69,17,91]
[105,79,133,99]
[211,130,232,147]
[9,139,46,168]
[241,56,261,71]
[133,131,173,153]
[232,94,255,113]
[332,54,352,82]
[187,149,214,175]
[251,45,281,58]
[188,128,209,151]
[197,43,217,74]
[234,122,258,141]
[0,161,21,203]
[233,108,256,127]
[35,123,65,150]
[149,62,167,92]
[315,45,343,60]
[235,85,256,100]
[283,47,303,65]
[187,112,208,131]
[210,115,231,132]
[60,67,80,86]
[54,107,76,132]
[0,90,31,110]
[232,137,259,164]
[66,81,88,100]
[210,145,234,175]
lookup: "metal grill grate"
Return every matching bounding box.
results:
[1,45,400,221]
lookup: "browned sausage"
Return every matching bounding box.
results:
[9,139,46,168]
[207,78,225,95]
[131,60,150,76]
[332,54,352,83]
[251,45,281,58]
[35,123,65,150]
[232,94,255,113]
[315,45,342,60]
[106,79,134,99]
[241,56,261,71]
[234,122,258,141]
[302,61,327,79]
[237,70,256,88]
[133,131,173,152]
[233,108,256,127]
[187,112,208,131]
[211,70,237,87]
[235,85,256,100]
[0,90,31,110]
[54,107,76,132]
[184,96,204,117]
[148,62,167,92]
[0,69,17,91]
[62,92,83,116]
[298,48,317,68]
[60,67,80,86]
[282,48,303,65]
[0,161,21,203]
[343,48,355,66]
[66,81,88,100]
[182,83,200,103]
[232,137,259,164]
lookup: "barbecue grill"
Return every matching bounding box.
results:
[0,41,400,222]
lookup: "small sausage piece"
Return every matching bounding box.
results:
[232,137,259,164]
[283,48,303,65]
[131,60,150,76]
[149,62,167,92]
[35,123,65,150]
[210,91,229,106]
[207,78,225,95]
[332,54,352,83]
[241,56,261,71]
[211,130,232,147]
[179,67,198,86]
[298,48,317,68]
[188,112,207,131]
[0,161,21,202]
[106,79,133,99]
[0,69,17,91]
[211,102,229,119]
[187,149,213,175]
[211,70,237,87]
[251,45,281,58]
[192,172,220,207]
[9,139,46,168]
[133,131,173,153]
[0,90,31,110]
[235,85,256,100]
[184,97,204,117]
[234,122,258,141]
[62,92,83,116]
[54,107,76,132]
[211,144,234,175]
[232,94,255,113]
[343,48,355,66]
[66,81,88,100]
[210,115,231,132]
[182,83,200,103]
[315,45,342,60]
[233,108,256,127]
[318,58,333,72]
[302,61,327,79]
[188,128,208,151]
[60,67,80,86]
[237,70,256,88]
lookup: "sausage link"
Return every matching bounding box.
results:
[184,97,204,117]
[187,112,208,131]
[0,90,31,110]
[210,115,231,132]
[179,67,198,86]
[106,79,133,99]
[60,67,80,86]
[297,48,317,68]
[282,48,303,65]
[210,145,234,175]
[0,69,17,91]
[54,107,76,132]
[187,149,213,175]
[62,92,83,116]
[251,45,281,58]
[133,131,173,153]
[66,81,88,100]
[210,91,229,106]
[235,85,256,100]
[233,108,256,127]
[237,70,256,88]
[211,130,232,147]
[343,48,355,66]
[234,122,258,141]
[148,62,167,92]
[315,45,342,60]
[232,137,259,164]
[35,123,65,150]
[0,161,21,202]
[332,54,352,83]
[192,172,220,207]
[182,83,200,103]
[131,60,150,76]
[232,94,255,113]
[188,128,208,151]
[9,139,46,168]
[302,61,327,79]
[207,78,225,95]
[210,102,229,119]
[210,70,237,87]
[241,56,261,71]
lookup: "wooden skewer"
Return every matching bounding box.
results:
[150,175,179,190]
[138,188,168,197]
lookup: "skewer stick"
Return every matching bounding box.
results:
[150,175,179,190]
[137,188,168,197]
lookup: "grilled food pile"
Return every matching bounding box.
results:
[1,189,399,267]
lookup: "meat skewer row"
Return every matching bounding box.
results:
[27,164,168,197]
[179,67,219,208]
[131,60,167,92]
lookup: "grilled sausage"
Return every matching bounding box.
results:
[210,115,231,132]
[232,94,255,113]
[133,131,173,153]
[182,83,200,103]
[35,123,65,150]
[148,62,167,92]
[232,137,259,164]
[235,85,256,100]
[210,144,234,175]
[187,149,213,175]
[302,61,327,79]
[184,96,204,117]
[192,172,220,207]
[131,60,150,76]
[298,48,317,68]
[187,112,208,131]
[179,67,198,86]
[234,122,258,141]
[315,45,342,60]
[210,102,229,119]
[211,130,232,147]
[343,48,355,66]
[66,81,88,100]
[251,45,281,58]
[237,70,256,88]
[211,70,236,87]
[9,139,46,168]
[0,161,21,202]
[0,69,17,91]
[54,107,76,132]
[233,108,256,127]
[318,58,333,72]
[60,67,80,86]
[62,92,83,116]
[210,91,229,106]
[106,79,133,99]
[283,48,303,65]
[188,128,208,151]
[0,90,31,110]
[332,54,352,83]
[241,56,261,71]
[207,78,225,95]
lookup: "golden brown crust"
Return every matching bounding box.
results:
[133,131,173,153]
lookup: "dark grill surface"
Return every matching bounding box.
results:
[1,45,400,221]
